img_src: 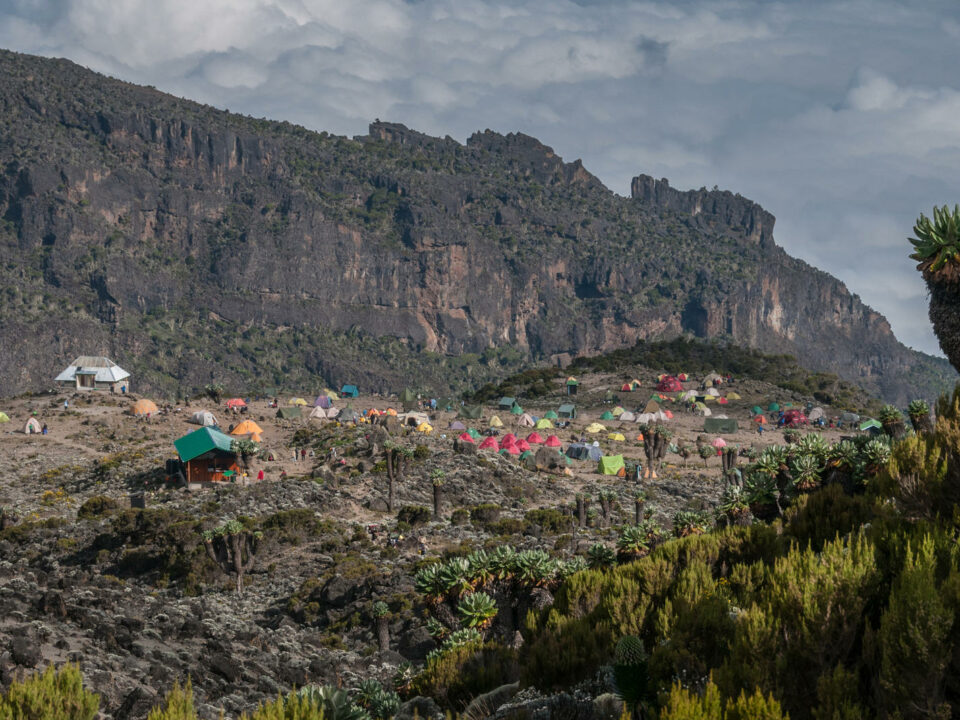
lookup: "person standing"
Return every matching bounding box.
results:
[257,469,264,481]
[300,448,307,462]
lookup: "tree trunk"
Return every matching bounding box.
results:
[925,269,960,374]
[388,476,396,513]
[376,617,390,653]
[576,496,587,528]
[433,484,442,517]
[634,499,644,526]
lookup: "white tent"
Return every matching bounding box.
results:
[695,406,713,417]
[619,411,636,422]
[518,413,535,427]
[680,390,697,401]
[636,413,656,424]
[189,411,218,427]
[808,407,825,421]
[309,406,329,420]
[24,417,41,434]
[705,387,720,397]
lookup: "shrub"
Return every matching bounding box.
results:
[77,495,120,520]
[397,506,431,526]
[0,664,99,720]
[524,508,575,534]
[147,681,197,720]
[450,508,469,526]
[470,504,501,526]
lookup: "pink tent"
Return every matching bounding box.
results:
[458,432,475,443]
[479,436,499,450]
[525,432,544,444]
[501,433,518,445]
[516,439,531,452]
[544,435,562,447]
[711,438,727,448]
[501,444,521,455]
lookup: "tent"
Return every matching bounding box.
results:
[510,404,524,415]
[225,398,246,409]
[808,407,825,421]
[566,377,579,396]
[544,410,559,419]
[630,379,643,390]
[526,432,544,444]
[340,385,359,398]
[518,413,535,427]
[768,403,780,412]
[500,444,521,456]
[726,392,741,400]
[338,409,359,424]
[479,436,499,450]
[620,383,633,392]
[680,390,697,401]
[619,411,636,422]
[859,419,883,433]
[598,455,625,476]
[535,418,553,429]
[399,388,418,411]
[516,439,531,452]
[558,404,577,419]
[458,432,475,443]
[612,406,626,416]
[704,372,723,385]
[23,417,41,434]
[276,407,301,420]
[0,412,9,423]
[314,395,332,409]
[705,388,720,397]
[642,399,660,415]
[308,406,329,420]
[467,428,482,441]
[704,418,739,434]
[600,411,615,420]
[754,415,767,424]
[656,376,684,392]
[608,432,626,442]
[585,422,606,434]
[678,373,689,381]
[231,420,264,442]
[449,420,466,430]
[703,395,715,402]
[189,411,218,427]
[840,412,861,425]
[289,397,308,406]
[489,415,504,428]
[460,405,483,420]
[751,406,764,416]
[416,423,433,434]
[711,438,727,448]
[501,433,518,446]
[544,435,562,448]
[498,397,516,410]
[566,444,591,460]
[717,397,729,405]
[694,403,712,417]
[783,410,808,427]
[132,399,159,416]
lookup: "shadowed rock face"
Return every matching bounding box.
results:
[0,49,954,402]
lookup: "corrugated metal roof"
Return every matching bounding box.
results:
[55,356,130,383]
[174,427,235,463]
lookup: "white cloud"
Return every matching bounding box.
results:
[0,0,957,357]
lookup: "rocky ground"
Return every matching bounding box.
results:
[0,369,860,718]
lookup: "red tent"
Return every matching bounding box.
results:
[516,439,531,452]
[478,436,499,450]
[501,444,521,455]
[458,432,475,443]
[225,398,247,408]
[783,410,809,427]
[544,435,562,447]
[656,376,684,392]
[526,432,544,444]
[620,383,633,392]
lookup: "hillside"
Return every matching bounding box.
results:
[0,49,953,403]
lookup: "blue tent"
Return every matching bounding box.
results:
[340,385,359,398]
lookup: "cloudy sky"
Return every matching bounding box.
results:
[1,0,956,356]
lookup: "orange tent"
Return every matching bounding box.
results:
[231,420,263,443]
[131,399,158,416]
[225,398,246,409]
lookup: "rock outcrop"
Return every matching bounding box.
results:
[0,49,953,403]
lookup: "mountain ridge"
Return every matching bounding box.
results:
[0,49,953,403]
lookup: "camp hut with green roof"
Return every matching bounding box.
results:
[399,388,418,411]
[565,376,579,396]
[498,397,516,411]
[174,427,240,484]
[558,403,577,419]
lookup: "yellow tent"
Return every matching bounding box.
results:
[703,395,715,402]
[290,397,307,406]
[0,412,8,423]
[131,399,158,416]
[322,389,338,400]
[535,418,553,429]
[608,432,626,442]
[489,416,504,428]
[612,406,626,416]
[726,392,742,400]
[586,422,606,434]
[417,423,433,434]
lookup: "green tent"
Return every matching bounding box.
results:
[510,403,523,415]
[783,402,793,409]
[399,388,418,411]
[519,450,534,461]
[751,406,763,416]
[544,410,559,419]
[536,418,553,429]
[558,403,577,419]
[768,403,780,412]
[459,405,482,419]
[0,412,8,423]
[598,455,625,476]
[436,397,456,412]
[600,411,615,420]
[174,427,235,463]
[704,418,739,434]
[277,407,302,419]
[498,397,516,410]
[467,428,482,440]
[859,419,883,432]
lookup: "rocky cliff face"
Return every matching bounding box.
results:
[0,50,952,402]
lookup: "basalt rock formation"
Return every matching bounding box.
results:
[0,49,953,402]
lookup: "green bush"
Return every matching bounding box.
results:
[77,495,120,520]
[147,681,197,720]
[397,506,431,526]
[524,508,575,534]
[470,504,501,526]
[0,664,99,720]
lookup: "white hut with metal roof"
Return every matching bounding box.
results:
[55,356,130,392]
